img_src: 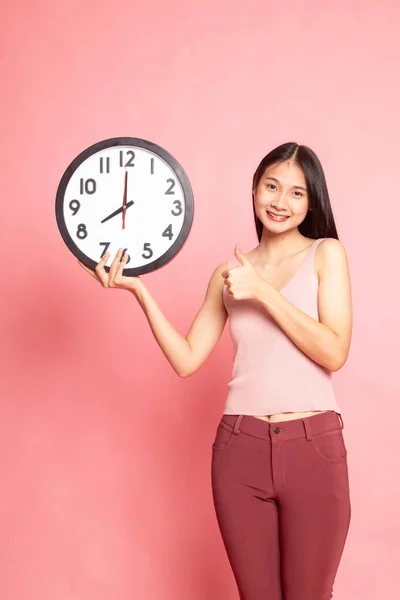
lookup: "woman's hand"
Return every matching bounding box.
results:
[222,244,266,301]
[78,248,143,293]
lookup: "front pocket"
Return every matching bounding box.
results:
[311,428,348,463]
[212,421,237,451]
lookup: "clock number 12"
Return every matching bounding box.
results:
[120,151,135,167]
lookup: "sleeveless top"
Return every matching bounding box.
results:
[222,238,341,416]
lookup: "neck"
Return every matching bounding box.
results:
[256,228,312,264]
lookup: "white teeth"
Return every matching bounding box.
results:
[267,211,288,221]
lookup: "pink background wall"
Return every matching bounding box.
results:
[1,1,399,598]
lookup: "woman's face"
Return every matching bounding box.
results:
[253,160,309,233]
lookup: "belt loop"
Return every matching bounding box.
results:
[338,413,344,429]
[303,418,313,441]
[234,415,244,435]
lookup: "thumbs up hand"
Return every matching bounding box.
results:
[222,244,265,301]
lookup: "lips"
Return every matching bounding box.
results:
[267,211,289,221]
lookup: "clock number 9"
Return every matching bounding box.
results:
[76,224,88,239]
[69,199,81,215]
[171,200,183,216]
[142,243,153,260]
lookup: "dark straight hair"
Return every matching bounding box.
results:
[252,142,339,242]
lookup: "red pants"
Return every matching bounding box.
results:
[211,411,351,600]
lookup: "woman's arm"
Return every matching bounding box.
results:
[255,239,352,371]
[132,263,228,377]
[79,250,229,377]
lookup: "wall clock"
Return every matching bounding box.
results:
[55,137,194,276]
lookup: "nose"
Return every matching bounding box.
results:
[272,192,289,210]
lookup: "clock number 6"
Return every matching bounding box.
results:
[121,248,131,264]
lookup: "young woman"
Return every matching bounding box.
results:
[79,142,352,600]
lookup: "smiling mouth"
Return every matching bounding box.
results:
[267,211,290,221]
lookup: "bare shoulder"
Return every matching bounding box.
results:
[315,238,349,279]
[203,261,229,297]
[215,261,229,274]
[209,261,229,282]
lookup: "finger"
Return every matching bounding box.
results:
[94,252,111,286]
[234,244,249,266]
[78,260,101,282]
[224,277,234,289]
[115,251,129,279]
[98,251,110,267]
[221,269,229,279]
[108,248,124,284]
[94,251,110,273]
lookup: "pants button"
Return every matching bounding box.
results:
[274,427,281,434]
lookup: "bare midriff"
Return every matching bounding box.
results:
[254,410,329,423]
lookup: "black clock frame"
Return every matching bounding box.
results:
[55,137,194,276]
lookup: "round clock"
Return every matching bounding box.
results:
[55,137,194,276]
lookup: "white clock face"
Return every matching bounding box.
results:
[56,138,193,276]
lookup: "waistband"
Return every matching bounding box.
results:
[220,411,343,441]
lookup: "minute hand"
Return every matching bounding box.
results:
[101,200,134,224]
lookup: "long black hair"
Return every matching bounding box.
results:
[252,142,339,241]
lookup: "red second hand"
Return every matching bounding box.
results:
[122,169,127,229]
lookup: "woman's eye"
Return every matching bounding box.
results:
[293,191,303,197]
[266,184,276,190]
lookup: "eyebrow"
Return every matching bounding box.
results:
[263,176,307,192]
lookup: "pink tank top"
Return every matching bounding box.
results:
[223,238,341,416]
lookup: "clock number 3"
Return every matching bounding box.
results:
[171,200,183,216]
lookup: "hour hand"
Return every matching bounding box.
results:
[101,200,134,224]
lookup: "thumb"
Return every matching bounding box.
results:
[234,244,248,266]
